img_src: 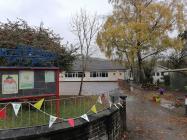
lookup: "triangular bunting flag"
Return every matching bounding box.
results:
[34,98,44,110]
[81,114,89,122]
[12,103,21,116]
[97,96,102,104]
[91,105,97,113]
[101,94,107,104]
[68,118,75,127]
[109,100,112,108]
[118,102,123,108]
[114,104,119,109]
[49,115,57,128]
[0,108,6,120]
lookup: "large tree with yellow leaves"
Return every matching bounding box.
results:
[97,0,187,83]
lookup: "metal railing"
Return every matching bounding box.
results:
[0,89,122,129]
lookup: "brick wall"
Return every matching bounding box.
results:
[0,96,126,140]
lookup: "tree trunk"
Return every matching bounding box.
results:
[137,50,145,83]
[78,56,87,96]
[78,72,84,96]
[78,58,85,96]
[124,50,134,80]
[130,65,134,80]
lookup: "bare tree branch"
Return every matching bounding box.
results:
[70,9,101,95]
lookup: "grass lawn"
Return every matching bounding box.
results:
[0,96,108,129]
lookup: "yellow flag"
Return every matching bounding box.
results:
[91,105,97,113]
[34,98,44,110]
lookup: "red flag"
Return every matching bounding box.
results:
[68,118,75,127]
[0,108,6,120]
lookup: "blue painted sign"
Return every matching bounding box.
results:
[0,45,57,66]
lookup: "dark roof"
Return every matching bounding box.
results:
[71,58,126,71]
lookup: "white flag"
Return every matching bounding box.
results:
[12,103,21,116]
[118,102,123,108]
[97,96,102,104]
[49,115,57,128]
[81,114,89,122]
[109,100,112,108]
[114,104,119,109]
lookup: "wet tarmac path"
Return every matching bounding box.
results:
[126,94,187,140]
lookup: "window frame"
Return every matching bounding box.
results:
[90,71,108,78]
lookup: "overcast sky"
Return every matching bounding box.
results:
[0,0,112,58]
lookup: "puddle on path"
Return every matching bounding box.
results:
[160,103,175,109]
[160,99,175,110]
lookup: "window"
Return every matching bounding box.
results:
[77,72,85,77]
[90,72,96,77]
[65,72,73,77]
[90,72,108,77]
[157,72,159,76]
[65,72,85,78]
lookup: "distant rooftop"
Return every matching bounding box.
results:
[71,58,126,72]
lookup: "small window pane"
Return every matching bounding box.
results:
[106,73,108,77]
[93,72,96,77]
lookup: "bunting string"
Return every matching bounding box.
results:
[0,91,123,128]
[0,102,10,112]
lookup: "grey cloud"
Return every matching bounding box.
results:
[0,0,111,58]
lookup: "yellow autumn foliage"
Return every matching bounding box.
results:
[97,0,186,67]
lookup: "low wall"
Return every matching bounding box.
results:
[59,82,119,95]
[0,96,126,140]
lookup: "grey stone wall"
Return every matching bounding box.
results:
[0,97,126,140]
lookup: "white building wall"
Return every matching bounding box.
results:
[59,71,125,82]
[152,67,169,84]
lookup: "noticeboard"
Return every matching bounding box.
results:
[0,67,59,101]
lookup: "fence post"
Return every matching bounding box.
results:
[119,96,127,135]
[185,95,187,116]
[55,69,60,117]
